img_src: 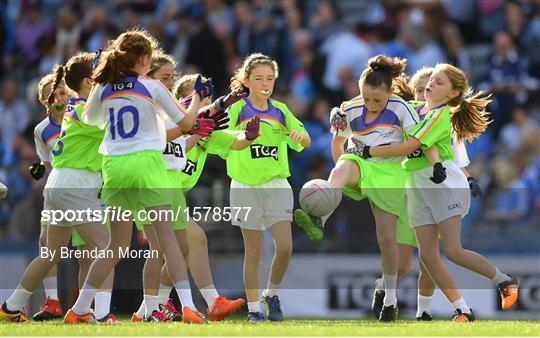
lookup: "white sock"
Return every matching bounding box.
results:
[5,285,33,312]
[144,295,159,319]
[158,283,171,305]
[491,268,511,285]
[247,301,261,313]
[200,284,219,309]
[416,294,432,317]
[382,274,397,306]
[94,291,112,320]
[72,283,97,316]
[135,300,145,317]
[263,282,279,298]
[42,276,58,301]
[174,280,196,310]
[451,297,471,314]
[374,277,384,291]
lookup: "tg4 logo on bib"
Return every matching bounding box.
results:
[250,144,278,161]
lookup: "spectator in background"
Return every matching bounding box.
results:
[498,105,539,156]
[232,1,254,58]
[441,0,478,43]
[205,0,235,36]
[486,158,529,228]
[289,29,316,105]
[55,5,81,61]
[398,21,445,76]
[478,0,506,40]
[319,22,372,104]
[185,13,227,95]
[171,8,194,70]
[0,78,31,163]
[480,31,538,139]
[80,6,118,52]
[13,3,51,69]
[307,0,341,49]
[1,1,16,75]
[302,97,333,163]
[37,34,60,77]
[368,23,407,59]
[440,23,471,73]
[519,3,540,78]
[504,0,528,49]
[120,7,141,32]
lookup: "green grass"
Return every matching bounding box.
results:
[1,319,539,336]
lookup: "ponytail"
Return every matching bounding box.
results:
[93,29,158,84]
[435,63,492,142]
[451,90,492,142]
[392,74,414,101]
[48,64,65,104]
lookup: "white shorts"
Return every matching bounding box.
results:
[406,160,470,227]
[43,168,103,227]
[230,178,293,231]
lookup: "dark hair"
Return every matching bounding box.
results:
[93,29,158,84]
[359,54,406,92]
[48,64,65,104]
[63,52,94,92]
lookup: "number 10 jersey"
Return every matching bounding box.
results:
[82,75,187,156]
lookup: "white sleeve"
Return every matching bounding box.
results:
[452,139,470,168]
[81,85,105,128]
[150,80,187,124]
[399,102,420,134]
[34,127,49,162]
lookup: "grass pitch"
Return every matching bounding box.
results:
[1,319,539,336]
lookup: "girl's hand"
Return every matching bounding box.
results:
[429,162,447,184]
[188,118,216,137]
[245,115,260,141]
[198,109,229,130]
[287,130,305,143]
[214,92,247,110]
[193,75,214,100]
[330,107,347,132]
[345,137,371,159]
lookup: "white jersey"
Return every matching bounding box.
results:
[34,115,62,163]
[334,95,419,163]
[82,75,187,155]
[452,138,470,168]
[162,118,188,171]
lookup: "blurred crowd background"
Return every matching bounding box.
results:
[1,0,539,254]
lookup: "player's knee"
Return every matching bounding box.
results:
[330,162,349,180]
[94,236,110,251]
[189,229,208,249]
[444,247,464,265]
[245,246,263,264]
[419,252,439,267]
[275,241,293,259]
[376,233,395,252]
